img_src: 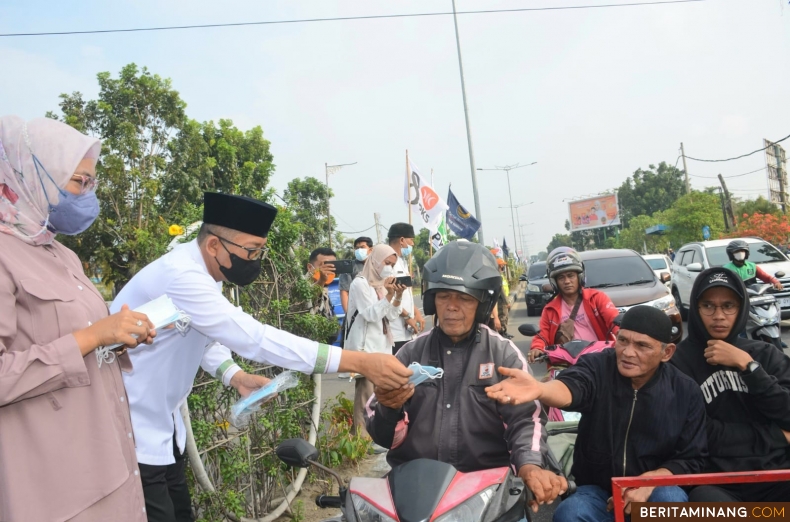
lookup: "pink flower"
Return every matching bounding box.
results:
[0,183,19,204]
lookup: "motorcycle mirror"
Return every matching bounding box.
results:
[276,439,319,468]
[775,271,786,278]
[613,312,625,326]
[542,283,553,293]
[518,324,539,336]
[686,263,703,273]
[660,272,671,283]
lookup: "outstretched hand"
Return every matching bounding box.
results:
[485,367,541,405]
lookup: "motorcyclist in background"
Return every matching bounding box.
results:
[528,248,619,363]
[723,239,783,290]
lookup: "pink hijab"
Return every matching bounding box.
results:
[0,116,101,245]
[359,244,398,289]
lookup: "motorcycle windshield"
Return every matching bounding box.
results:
[388,459,456,522]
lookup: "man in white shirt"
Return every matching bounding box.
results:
[111,193,411,522]
[386,223,425,354]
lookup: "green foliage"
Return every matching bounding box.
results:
[662,191,725,246]
[537,251,548,262]
[617,162,687,227]
[318,392,372,468]
[614,214,669,253]
[284,177,335,251]
[546,233,573,252]
[736,196,781,218]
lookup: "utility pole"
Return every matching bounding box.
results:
[681,142,690,194]
[717,187,730,231]
[373,213,383,244]
[479,162,537,252]
[451,0,484,245]
[325,161,357,249]
[718,174,736,228]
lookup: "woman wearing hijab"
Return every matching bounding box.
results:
[670,266,790,502]
[345,244,406,435]
[0,116,157,522]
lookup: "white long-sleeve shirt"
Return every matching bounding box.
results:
[110,240,341,465]
[346,277,401,354]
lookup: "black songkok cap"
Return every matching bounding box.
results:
[388,222,415,239]
[619,305,673,344]
[203,192,278,238]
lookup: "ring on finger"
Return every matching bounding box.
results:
[136,320,143,327]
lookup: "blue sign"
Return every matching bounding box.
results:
[326,280,345,347]
[702,225,711,240]
[446,188,481,240]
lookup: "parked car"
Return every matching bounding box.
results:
[642,254,673,289]
[525,261,552,316]
[580,249,682,343]
[672,238,790,319]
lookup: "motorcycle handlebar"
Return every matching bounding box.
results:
[315,495,343,508]
[561,480,577,500]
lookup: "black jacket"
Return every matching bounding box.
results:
[365,326,549,473]
[671,267,790,474]
[556,350,708,494]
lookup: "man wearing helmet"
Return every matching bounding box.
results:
[365,241,567,513]
[723,239,783,290]
[528,248,619,363]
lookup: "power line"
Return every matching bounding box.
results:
[337,224,376,235]
[0,0,706,38]
[685,133,790,163]
[689,166,768,179]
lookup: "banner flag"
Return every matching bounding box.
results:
[404,159,448,232]
[431,214,449,250]
[446,188,481,240]
[502,237,510,259]
[491,237,503,258]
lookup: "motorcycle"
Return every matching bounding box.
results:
[745,281,783,350]
[275,439,576,522]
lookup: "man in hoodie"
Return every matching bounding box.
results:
[487,305,708,521]
[671,267,790,502]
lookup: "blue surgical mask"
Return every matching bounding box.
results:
[32,154,100,235]
[401,245,413,257]
[408,362,444,385]
[355,248,369,262]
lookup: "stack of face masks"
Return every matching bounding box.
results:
[96,295,191,367]
[230,371,301,428]
[408,362,445,385]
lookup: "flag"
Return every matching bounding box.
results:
[404,158,449,232]
[491,237,503,258]
[502,237,510,260]
[446,188,481,240]
[431,214,449,250]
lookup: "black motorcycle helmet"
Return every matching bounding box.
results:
[726,239,750,263]
[422,241,502,324]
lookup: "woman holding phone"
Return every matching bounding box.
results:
[345,244,407,437]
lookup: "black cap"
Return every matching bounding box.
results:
[695,268,744,300]
[388,222,415,239]
[203,192,278,238]
[619,305,673,344]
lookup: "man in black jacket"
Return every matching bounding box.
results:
[366,241,566,514]
[487,305,707,521]
[671,267,790,502]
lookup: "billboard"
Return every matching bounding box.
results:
[567,194,621,232]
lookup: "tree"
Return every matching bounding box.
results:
[537,251,548,261]
[617,162,687,227]
[615,214,669,254]
[283,177,335,250]
[725,212,790,246]
[736,196,781,218]
[49,63,189,289]
[546,233,573,252]
[663,191,725,246]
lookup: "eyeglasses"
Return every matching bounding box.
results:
[72,174,98,194]
[698,302,739,316]
[212,234,268,261]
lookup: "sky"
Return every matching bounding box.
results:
[2,0,789,256]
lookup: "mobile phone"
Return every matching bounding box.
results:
[325,259,354,275]
[395,275,413,287]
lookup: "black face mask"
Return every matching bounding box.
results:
[216,246,262,286]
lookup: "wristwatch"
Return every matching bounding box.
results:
[742,360,761,375]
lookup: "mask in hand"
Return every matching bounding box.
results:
[379,265,395,279]
[355,248,369,262]
[408,362,445,385]
[401,245,413,257]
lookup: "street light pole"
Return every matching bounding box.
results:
[498,201,534,260]
[325,161,357,248]
[479,162,537,255]
[451,0,484,245]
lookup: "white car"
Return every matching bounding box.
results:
[672,238,790,319]
[642,254,673,289]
